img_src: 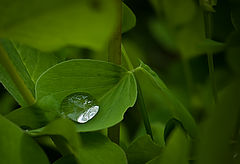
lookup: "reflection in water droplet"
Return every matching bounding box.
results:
[60,92,99,123]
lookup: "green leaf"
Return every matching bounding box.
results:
[12,42,61,83]
[0,115,49,164]
[196,39,225,54]
[0,39,59,106]
[6,95,60,129]
[135,61,197,137]
[0,0,118,51]
[126,135,162,164]
[8,60,137,131]
[122,3,136,33]
[196,82,240,164]
[162,0,196,26]
[78,132,127,164]
[147,128,190,164]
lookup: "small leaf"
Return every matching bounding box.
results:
[126,135,162,164]
[147,128,190,164]
[122,3,136,33]
[0,0,118,51]
[196,39,225,54]
[0,115,49,164]
[135,61,197,137]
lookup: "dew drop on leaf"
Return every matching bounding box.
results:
[60,92,99,123]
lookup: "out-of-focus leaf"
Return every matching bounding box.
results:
[135,61,197,137]
[147,128,190,164]
[148,19,176,51]
[226,32,240,74]
[231,8,240,31]
[162,0,196,26]
[122,3,136,33]
[126,135,162,164]
[149,0,163,15]
[0,0,118,51]
[196,82,240,164]
[196,39,225,54]
[0,39,59,106]
[176,12,205,58]
[0,115,49,164]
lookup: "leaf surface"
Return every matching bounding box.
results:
[0,115,49,164]
[0,0,118,51]
[135,61,197,137]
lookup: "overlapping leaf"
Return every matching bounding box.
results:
[134,61,197,137]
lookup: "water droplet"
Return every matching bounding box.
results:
[60,92,99,123]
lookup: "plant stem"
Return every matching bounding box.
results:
[203,11,218,103]
[0,44,35,105]
[107,0,122,145]
[108,1,122,65]
[136,80,154,140]
[121,44,134,70]
[122,44,154,140]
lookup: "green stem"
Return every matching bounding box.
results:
[122,44,134,70]
[203,12,218,103]
[136,80,154,140]
[0,44,35,105]
[122,44,153,140]
[107,0,122,145]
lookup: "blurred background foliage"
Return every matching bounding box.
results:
[1,0,240,163]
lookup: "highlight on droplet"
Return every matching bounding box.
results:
[60,92,99,123]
